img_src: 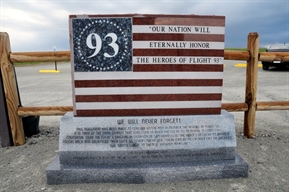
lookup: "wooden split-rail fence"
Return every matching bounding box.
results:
[1,32,289,146]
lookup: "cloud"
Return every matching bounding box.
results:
[1,0,288,51]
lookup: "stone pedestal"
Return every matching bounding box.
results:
[46,110,248,184]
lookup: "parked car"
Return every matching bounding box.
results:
[262,43,289,70]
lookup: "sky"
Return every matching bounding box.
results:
[0,0,288,52]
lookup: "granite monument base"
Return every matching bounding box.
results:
[46,111,248,184]
[46,154,248,184]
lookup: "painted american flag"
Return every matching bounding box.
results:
[69,14,225,117]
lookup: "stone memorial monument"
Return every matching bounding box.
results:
[46,14,248,184]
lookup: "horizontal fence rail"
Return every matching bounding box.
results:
[259,52,289,62]
[9,50,252,62]
[10,50,289,63]
[17,106,74,116]
[16,102,289,117]
[17,103,251,117]
[20,105,246,117]
[1,31,289,146]
[10,51,70,62]
[256,101,289,111]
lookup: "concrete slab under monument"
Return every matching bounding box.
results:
[46,154,248,184]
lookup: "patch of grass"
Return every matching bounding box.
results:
[13,61,69,67]
[225,48,267,52]
[225,48,247,51]
[13,61,42,66]
[259,48,267,52]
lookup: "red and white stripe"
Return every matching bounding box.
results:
[73,15,225,116]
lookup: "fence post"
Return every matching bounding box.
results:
[0,32,25,145]
[244,32,259,138]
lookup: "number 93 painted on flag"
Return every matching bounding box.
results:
[86,32,119,58]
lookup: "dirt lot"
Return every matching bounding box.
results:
[0,61,288,191]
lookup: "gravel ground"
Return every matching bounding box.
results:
[0,62,288,192]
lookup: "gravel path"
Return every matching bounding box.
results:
[0,62,288,191]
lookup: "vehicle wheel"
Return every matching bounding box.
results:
[262,64,269,70]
